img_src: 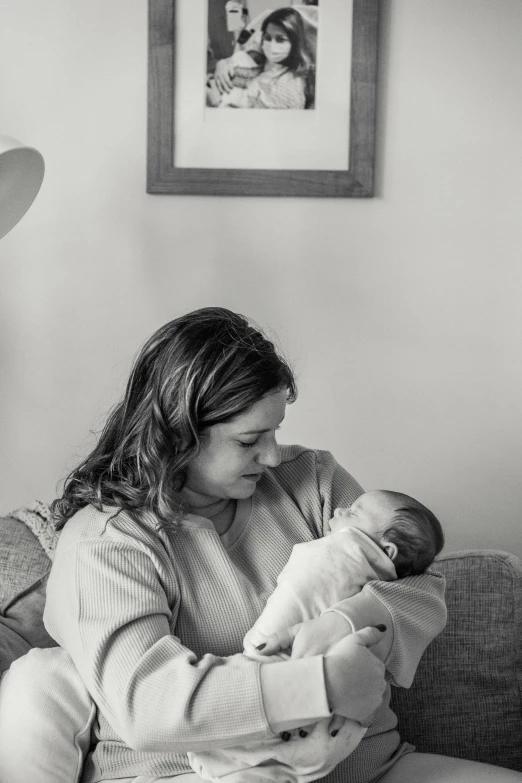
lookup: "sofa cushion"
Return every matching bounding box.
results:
[0,647,96,783]
[391,550,522,771]
[0,513,51,611]
[0,621,32,673]
[0,512,57,673]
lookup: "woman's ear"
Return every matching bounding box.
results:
[382,541,398,561]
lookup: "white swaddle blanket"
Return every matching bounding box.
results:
[188,528,396,783]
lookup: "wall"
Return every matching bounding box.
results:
[0,0,521,558]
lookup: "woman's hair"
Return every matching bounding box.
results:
[379,492,445,578]
[52,307,297,530]
[261,8,316,107]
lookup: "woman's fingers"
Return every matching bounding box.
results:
[327,714,346,736]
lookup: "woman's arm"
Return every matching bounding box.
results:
[43,522,339,754]
[257,568,446,689]
[259,627,386,733]
[44,534,276,753]
[327,569,447,686]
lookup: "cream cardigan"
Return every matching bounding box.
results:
[44,446,446,783]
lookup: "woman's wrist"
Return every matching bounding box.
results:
[259,656,331,733]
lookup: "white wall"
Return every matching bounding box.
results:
[1,0,521,558]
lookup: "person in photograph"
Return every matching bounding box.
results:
[207,3,318,106]
[207,7,316,109]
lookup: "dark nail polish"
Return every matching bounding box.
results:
[255,643,266,650]
[374,624,387,632]
[298,730,308,738]
[330,729,339,737]
[281,731,291,742]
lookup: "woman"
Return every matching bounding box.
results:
[209,8,316,109]
[44,307,521,783]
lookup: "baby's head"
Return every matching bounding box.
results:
[329,490,444,578]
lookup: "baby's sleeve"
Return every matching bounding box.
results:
[326,569,447,688]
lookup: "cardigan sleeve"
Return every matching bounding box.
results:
[44,534,270,753]
[43,531,331,752]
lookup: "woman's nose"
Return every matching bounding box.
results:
[256,436,281,467]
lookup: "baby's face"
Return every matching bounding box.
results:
[328,491,399,540]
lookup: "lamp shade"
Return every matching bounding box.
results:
[0,135,45,240]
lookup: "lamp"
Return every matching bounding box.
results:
[0,135,45,240]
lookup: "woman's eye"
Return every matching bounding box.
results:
[238,426,281,448]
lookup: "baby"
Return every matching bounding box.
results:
[188,490,444,783]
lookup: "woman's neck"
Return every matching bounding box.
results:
[181,488,237,535]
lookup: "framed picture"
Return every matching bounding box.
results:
[148,0,379,197]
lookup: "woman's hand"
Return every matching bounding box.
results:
[214,58,235,93]
[252,621,386,736]
[251,612,353,660]
[323,626,387,725]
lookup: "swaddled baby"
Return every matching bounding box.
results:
[188,490,444,783]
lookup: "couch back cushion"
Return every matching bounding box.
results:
[0,515,57,673]
[391,550,522,771]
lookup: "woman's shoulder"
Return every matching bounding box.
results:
[55,504,165,554]
[270,445,362,512]
[273,444,342,483]
[277,444,337,466]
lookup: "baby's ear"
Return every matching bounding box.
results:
[382,540,398,561]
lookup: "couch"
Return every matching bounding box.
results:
[1,505,521,773]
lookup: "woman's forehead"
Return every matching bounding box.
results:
[222,389,287,432]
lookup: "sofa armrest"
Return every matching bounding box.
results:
[391,550,522,771]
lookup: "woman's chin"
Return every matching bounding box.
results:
[234,475,262,496]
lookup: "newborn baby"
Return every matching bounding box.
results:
[188,490,444,783]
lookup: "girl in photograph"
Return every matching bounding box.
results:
[207,7,316,109]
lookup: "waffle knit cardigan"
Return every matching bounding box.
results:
[43,446,447,783]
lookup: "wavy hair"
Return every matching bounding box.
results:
[261,8,316,107]
[52,308,297,530]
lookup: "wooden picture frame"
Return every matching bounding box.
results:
[147,0,379,197]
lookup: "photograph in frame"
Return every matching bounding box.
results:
[206,2,318,112]
[148,0,379,196]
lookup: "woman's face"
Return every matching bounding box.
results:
[262,23,292,64]
[183,387,287,505]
